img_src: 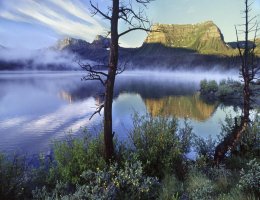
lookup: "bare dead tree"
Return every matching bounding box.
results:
[82,0,152,161]
[214,0,259,165]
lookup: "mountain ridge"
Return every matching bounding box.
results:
[1,21,260,70]
[144,21,234,55]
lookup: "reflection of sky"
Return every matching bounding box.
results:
[0,71,246,154]
[112,93,147,140]
[186,105,241,139]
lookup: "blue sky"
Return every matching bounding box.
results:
[0,0,259,49]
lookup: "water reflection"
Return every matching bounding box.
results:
[0,71,240,154]
[145,94,218,121]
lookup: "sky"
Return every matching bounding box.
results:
[0,0,260,49]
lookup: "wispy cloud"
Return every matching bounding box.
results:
[0,0,106,42]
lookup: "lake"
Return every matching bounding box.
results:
[0,70,241,154]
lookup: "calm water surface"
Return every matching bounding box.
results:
[0,70,241,154]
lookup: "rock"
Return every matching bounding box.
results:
[54,37,91,51]
[144,21,231,54]
[92,35,110,48]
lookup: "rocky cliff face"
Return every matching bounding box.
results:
[255,38,260,55]
[54,37,91,51]
[144,21,230,54]
[55,35,111,51]
[92,35,110,48]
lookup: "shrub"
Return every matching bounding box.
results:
[193,135,216,161]
[207,166,232,193]
[217,79,242,98]
[178,118,194,154]
[238,158,260,196]
[240,114,260,158]
[33,159,159,200]
[207,80,218,93]
[200,79,208,94]
[218,82,235,98]
[129,114,184,179]
[186,170,214,200]
[200,79,218,95]
[158,174,183,200]
[219,114,259,164]
[0,153,29,200]
[52,133,106,184]
[217,187,256,200]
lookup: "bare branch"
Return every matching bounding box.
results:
[235,26,245,66]
[119,27,150,37]
[78,61,108,86]
[78,62,108,77]
[90,0,111,20]
[89,104,104,120]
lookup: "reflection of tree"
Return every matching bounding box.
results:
[145,93,218,121]
[59,91,73,103]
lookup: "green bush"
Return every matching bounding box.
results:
[33,159,159,200]
[200,79,218,94]
[217,79,242,98]
[207,166,232,193]
[218,83,235,97]
[178,118,194,154]
[238,158,260,196]
[158,174,183,200]
[52,133,106,184]
[240,114,260,158]
[207,80,218,93]
[129,114,185,179]
[0,153,29,200]
[186,170,214,200]
[193,135,216,161]
[200,79,208,94]
[217,187,256,200]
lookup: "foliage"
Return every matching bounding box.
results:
[238,158,260,196]
[186,169,214,200]
[217,187,256,200]
[0,112,259,199]
[0,153,29,200]
[200,79,244,103]
[240,114,260,157]
[193,135,216,161]
[32,159,160,200]
[178,118,194,154]
[217,79,242,98]
[52,133,106,185]
[158,174,183,200]
[200,79,218,95]
[218,113,259,163]
[218,114,237,142]
[129,114,187,179]
[206,166,233,193]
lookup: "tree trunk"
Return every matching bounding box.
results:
[243,0,250,124]
[103,0,119,162]
[214,0,252,165]
[214,117,247,165]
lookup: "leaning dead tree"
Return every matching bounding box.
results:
[214,0,259,164]
[82,0,152,161]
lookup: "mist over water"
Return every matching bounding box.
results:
[0,70,241,154]
[0,48,96,70]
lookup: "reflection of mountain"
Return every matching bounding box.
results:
[59,91,73,103]
[145,93,218,121]
[57,73,200,103]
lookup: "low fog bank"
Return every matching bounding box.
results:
[119,68,240,82]
[0,46,246,72]
[0,48,94,71]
